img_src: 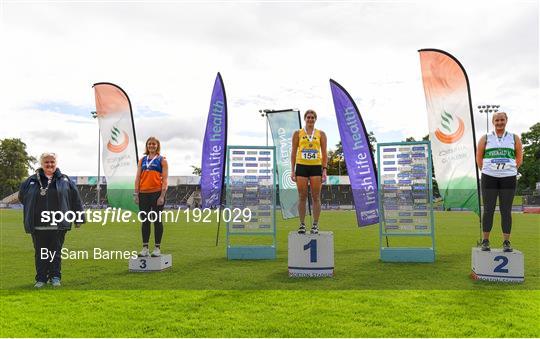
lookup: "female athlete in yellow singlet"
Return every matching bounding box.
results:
[291,109,328,234]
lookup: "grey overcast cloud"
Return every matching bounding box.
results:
[0,0,538,175]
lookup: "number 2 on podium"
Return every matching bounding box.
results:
[493,255,509,273]
[304,239,317,263]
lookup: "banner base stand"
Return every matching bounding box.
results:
[227,245,276,260]
[381,247,435,262]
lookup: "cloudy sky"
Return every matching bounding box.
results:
[1,0,538,176]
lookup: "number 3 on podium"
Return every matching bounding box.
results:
[139,259,147,269]
[304,239,317,263]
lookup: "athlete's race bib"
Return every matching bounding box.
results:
[489,158,511,171]
[301,149,318,160]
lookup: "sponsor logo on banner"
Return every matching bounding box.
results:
[281,169,295,189]
[107,125,129,153]
[361,209,379,220]
[434,111,465,144]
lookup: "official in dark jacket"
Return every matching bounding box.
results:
[18,152,85,288]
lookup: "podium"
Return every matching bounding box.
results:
[288,231,334,277]
[129,254,172,272]
[471,248,524,283]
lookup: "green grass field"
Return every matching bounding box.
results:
[1,209,539,337]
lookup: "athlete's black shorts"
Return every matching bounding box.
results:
[295,164,322,177]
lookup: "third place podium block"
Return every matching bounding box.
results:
[129,254,172,272]
[288,231,334,277]
[471,247,524,283]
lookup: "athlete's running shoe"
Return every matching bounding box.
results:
[151,247,161,257]
[503,240,513,252]
[50,277,61,287]
[34,281,45,288]
[310,224,319,234]
[481,239,490,251]
[138,247,150,257]
[298,223,306,234]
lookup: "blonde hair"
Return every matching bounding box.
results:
[304,109,317,119]
[492,112,508,120]
[144,137,161,155]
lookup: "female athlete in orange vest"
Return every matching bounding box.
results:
[134,137,169,257]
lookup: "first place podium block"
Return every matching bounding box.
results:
[129,254,172,272]
[471,248,524,283]
[288,231,334,278]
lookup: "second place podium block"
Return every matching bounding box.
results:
[288,231,334,277]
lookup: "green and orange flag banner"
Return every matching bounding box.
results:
[418,49,480,216]
[93,82,139,212]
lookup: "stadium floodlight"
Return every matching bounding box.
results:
[259,109,270,146]
[477,104,500,134]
